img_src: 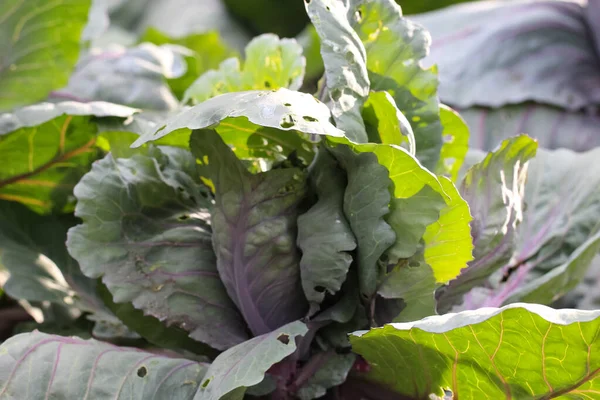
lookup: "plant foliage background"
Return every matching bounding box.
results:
[1,0,600,399]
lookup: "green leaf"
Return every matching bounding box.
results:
[384,185,445,264]
[379,255,438,322]
[0,101,137,213]
[191,129,307,336]
[297,148,356,307]
[67,147,248,350]
[329,145,395,300]
[362,90,415,155]
[436,136,538,312]
[350,0,443,169]
[296,353,356,400]
[0,200,97,307]
[183,34,305,104]
[195,321,308,400]
[140,27,237,99]
[328,138,473,285]
[132,89,343,149]
[0,0,92,112]
[0,331,207,398]
[436,104,470,181]
[421,176,473,283]
[305,0,370,143]
[350,303,600,399]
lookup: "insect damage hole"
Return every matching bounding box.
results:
[137,366,147,378]
[277,334,290,345]
[202,378,211,388]
[314,285,326,293]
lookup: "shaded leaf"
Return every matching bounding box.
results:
[140,27,237,99]
[67,147,248,350]
[0,331,206,399]
[329,145,395,300]
[297,148,356,307]
[97,282,217,357]
[0,0,91,112]
[54,43,186,110]
[297,353,356,400]
[191,129,307,336]
[351,0,443,169]
[184,34,305,104]
[0,101,137,213]
[436,136,538,312]
[379,256,438,322]
[0,201,99,310]
[351,303,600,399]
[195,321,308,400]
[305,0,370,143]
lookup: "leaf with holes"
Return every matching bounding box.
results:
[351,303,600,399]
[67,146,249,351]
[350,0,444,169]
[305,0,370,143]
[0,101,137,213]
[0,0,92,111]
[196,321,308,400]
[0,331,207,399]
[132,88,342,168]
[183,34,305,104]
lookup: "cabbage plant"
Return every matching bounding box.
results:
[1,0,600,399]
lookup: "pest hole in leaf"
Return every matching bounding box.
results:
[314,285,326,293]
[443,134,453,143]
[264,81,271,88]
[178,215,190,221]
[304,0,310,3]
[345,51,354,62]
[326,5,330,11]
[355,9,362,22]
[284,103,291,107]
[303,116,318,122]
[331,89,342,101]
[288,78,294,86]
[280,115,295,129]
[137,366,147,377]
[277,334,290,345]
[409,260,420,268]
[202,378,211,388]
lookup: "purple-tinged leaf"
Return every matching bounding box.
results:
[461,104,600,152]
[436,136,537,312]
[413,0,600,110]
[67,146,248,350]
[191,129,308,336]
[0,331,206,399]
